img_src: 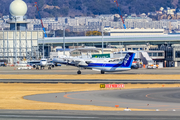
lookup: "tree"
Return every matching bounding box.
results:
[86,31,102,36]
[55,30,85,37]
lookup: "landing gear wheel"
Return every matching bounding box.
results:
[77,70,81,74]
[36,67,39,70]
[101,71,105,74]
[48,67,51,70]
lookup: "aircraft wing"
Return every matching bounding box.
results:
[27,60,41,66]
[84,60,94,64]
[47,63,54,66]
[73,59,84,66]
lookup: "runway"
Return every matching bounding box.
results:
[1,79,180,84]
[1,110,180,120]
[25,88,180,111]
[1,66,180,75]
[1,66,180,119]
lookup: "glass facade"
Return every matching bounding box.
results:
[148,53,152,56]
[166,51,173,59]
[158,53,163,56]
[153,53,157,56]
[175,51,180,58]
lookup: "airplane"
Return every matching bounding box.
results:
[28,58,55,70]
[53,52,135,74]
[83,52,135,74]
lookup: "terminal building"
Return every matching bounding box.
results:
[104,28,165,36]
[38,34,180,67]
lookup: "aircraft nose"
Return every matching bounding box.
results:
[42,62,46,66]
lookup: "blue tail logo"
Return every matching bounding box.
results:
[121,52,135,68]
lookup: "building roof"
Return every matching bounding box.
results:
[39,34,180,43]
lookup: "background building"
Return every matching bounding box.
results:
[0,0,44,63]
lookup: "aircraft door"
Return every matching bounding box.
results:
[102,64,106,71]
[102,64,106,67]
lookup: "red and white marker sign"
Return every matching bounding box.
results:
[105,84,125,88]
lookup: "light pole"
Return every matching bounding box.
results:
[63,24,65,55]
[101,17,105,54]
[43,38,44,59]
[11,16,18,64]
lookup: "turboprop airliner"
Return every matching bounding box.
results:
[76,52,135,74]
[53,52,135,74]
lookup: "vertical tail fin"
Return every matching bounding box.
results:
[121,52,135,68]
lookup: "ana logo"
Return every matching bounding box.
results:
[124,54,130,66]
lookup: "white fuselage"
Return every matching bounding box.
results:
[40,59,48,67]
[53,52,135,73]
[53,56,124,71]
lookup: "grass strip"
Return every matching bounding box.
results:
[0,83,179,111]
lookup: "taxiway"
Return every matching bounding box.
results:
[24,88,180,111]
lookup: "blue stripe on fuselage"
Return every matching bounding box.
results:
[87,52,135,68]
[88,63,123,68]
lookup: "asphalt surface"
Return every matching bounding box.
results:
[1,66,180,119]
[24,88,180,111]
[1,110,180,120]
[1,79,180,84]
[1,66,180,74]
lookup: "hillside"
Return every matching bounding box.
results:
[0,0,179,18]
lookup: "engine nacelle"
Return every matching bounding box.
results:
[33,65,36,68]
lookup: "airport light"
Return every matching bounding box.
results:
[15,17,17,64]
[11,16,18,64]
[43,38,44,59]
[63,24,65,55]
[101,17,105,54]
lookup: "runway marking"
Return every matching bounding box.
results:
[63,91,165,110]
[145,93,157,100]
[64,92,90,101]
[64,91,136,106]
[63,89,180,111]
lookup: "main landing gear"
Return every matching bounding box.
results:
[77,67,82,74]
[48,66,51,70]
[101,71,105,74]
[77,70,81,74]
[36,66,39,70]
